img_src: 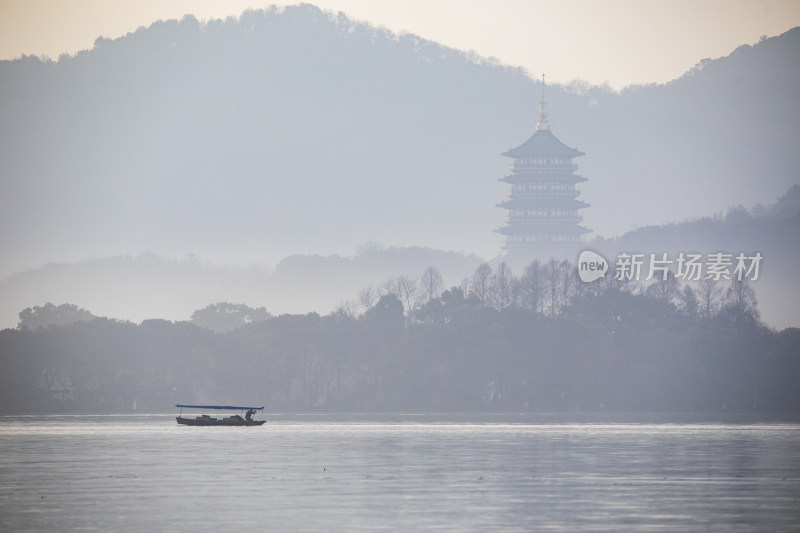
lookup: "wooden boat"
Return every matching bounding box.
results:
[175,404,266,426]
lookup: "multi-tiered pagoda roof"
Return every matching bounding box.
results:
[502,128,584,159]
[496,77,590,259]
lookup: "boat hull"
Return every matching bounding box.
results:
[176,416,266,427]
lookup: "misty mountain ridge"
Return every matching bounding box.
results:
[1,4,798,276]
[1,4,530,274]
[595,184,800,253]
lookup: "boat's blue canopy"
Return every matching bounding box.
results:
[176,404,264,411]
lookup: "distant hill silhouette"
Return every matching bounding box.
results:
[592,185,800,329]
[0,246,482,328]
[1,5,798,276]
[1,5,798,329]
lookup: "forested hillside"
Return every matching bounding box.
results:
[3,259,797,414]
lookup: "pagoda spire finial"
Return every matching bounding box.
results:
[536,74,551,131]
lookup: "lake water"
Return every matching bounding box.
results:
[1,413,798,532]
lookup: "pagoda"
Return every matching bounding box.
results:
[496,77,590,260]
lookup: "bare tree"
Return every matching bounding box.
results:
[697,278,723,319]
[510,273,523,309]
[491,262,515,310]
[469,263,493,307]
[459,277,470,296]
[395,275,418,316]
[358,285,377,313]
[543,258,561,317]
[558,259,579,311]
[725,278,758,316]
[678,285,699,319]
[419,266,444,304]
[379,277,401,299]
[520,260,544,313]
[333,300,359,319]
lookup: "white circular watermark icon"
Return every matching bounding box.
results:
[577,250,608,283]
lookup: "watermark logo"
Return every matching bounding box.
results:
[577,250,608,283]
[577,250,763,283]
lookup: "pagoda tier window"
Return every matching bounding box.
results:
[512,208,578,217]
[516,157,572,166]
[517,182,574,191]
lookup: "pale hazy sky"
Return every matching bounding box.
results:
[1,0,798,89]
